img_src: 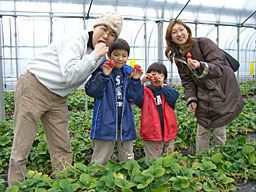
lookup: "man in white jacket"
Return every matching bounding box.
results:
[8,11,123,186]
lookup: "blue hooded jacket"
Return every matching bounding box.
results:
[85,65,143,142]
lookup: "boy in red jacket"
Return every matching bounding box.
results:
[135,62,179,159]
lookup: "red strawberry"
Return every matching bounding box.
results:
[187,52,192,59]
[107,60,115,68]
[134,64,142,72]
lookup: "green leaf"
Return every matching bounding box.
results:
[115,178,136,189]
[190,181,202,191]
[222,176,235,184]
[242,145,255,154]
[156,156,174,168]
[150,187,171,192]
[122,189,133,192]
[136,175,154,189]
[148,165,165,177]
[211,153,223,164]
[0,135,11,146]
[171,176,191,189]
[170,163,182,174]
[180,167,194,179]
[6,186,19,192]
[131,167,141,177]
[35,188,47,192]
[123,161,141,177]
[248,152,256,164]
[236,136,247,145]
[192,162,200,170]
[201,161,216,171]
[74,162,87,172]
[137,183,147,189]
[59,180,74,192]
[180,177,190,188]
[170,177,181,190]
[80,173,91,185]
[27,170,37,178]
[221,161,233,171]
[202,181,218,192]
[133,174,144,183]
[100,175,115,189]
[123,160,140,171]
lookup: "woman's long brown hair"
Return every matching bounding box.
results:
[165,19,195,63]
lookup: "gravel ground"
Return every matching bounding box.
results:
[234,180,256,192]
[247,133,256,143]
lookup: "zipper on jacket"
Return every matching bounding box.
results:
[111,75,119,142]
[115,91,118,142]
[119,75,128,143]
[93,100,101,139]
[161,94,165,140]
[120,79,127,143]
[207,90,211,127]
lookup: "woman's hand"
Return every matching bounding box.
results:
[187,58,200,70]
[188,101,197,111]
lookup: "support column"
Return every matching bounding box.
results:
[0,16,6,121]
[157,20,163,63]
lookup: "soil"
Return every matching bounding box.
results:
[247,133,256,143]
[234,180,256,192]
[0,174,8,187]
[234,132,256,192]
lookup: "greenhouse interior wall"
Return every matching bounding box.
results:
[0,0,255,120]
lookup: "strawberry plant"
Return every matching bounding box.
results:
[239,81,256,97]
[67,89,94,111]
[3,92,14,119]
[0,81,255,191]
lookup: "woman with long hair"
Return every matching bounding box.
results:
[165,19,244,153]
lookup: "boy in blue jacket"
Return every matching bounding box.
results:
[85,38,143,165]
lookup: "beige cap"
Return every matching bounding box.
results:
[93,12,123,38]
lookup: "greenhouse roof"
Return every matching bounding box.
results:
[4,0,255,27]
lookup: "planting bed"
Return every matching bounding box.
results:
[0,81,255,191]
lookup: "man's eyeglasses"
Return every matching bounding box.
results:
[99,25,117,39]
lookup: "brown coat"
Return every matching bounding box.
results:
[175,37,244,128]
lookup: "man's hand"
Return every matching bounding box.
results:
[94,42,108,57]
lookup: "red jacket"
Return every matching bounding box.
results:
[140,87,178,142]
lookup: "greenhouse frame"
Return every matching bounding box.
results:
[0,1,256,191]
[0,0,255,120]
